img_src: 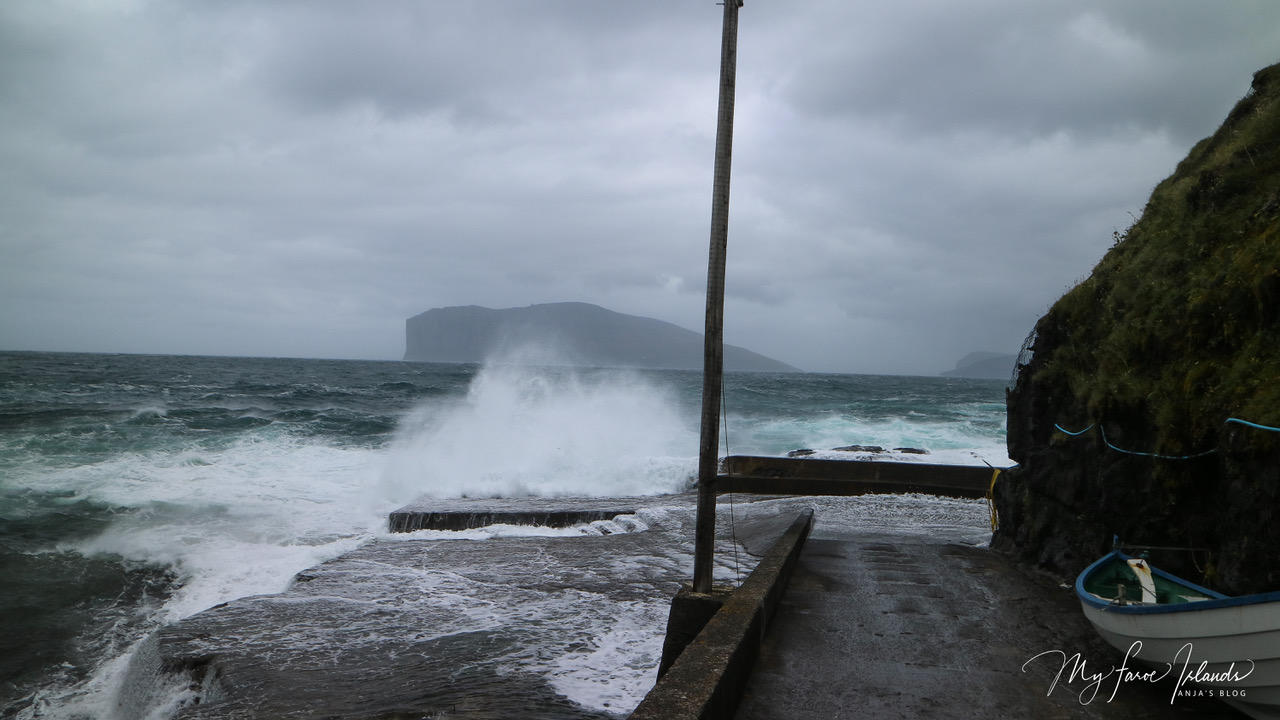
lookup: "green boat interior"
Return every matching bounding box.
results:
[1084,556,1215,606]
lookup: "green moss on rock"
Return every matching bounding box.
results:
[995,63,1280,594]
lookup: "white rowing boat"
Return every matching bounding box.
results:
[1077,546,1280,719]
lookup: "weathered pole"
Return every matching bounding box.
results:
[693,0,742,594]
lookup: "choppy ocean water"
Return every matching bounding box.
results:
[0,351,1007,718]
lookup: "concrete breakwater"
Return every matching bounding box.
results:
[630,509,814,720]
[720,455,1003,499]
[388,496,641,532]
[117,494,816,719]
[617,461,1246,720]
[629,497,1244,719]
[115,467,1158,720]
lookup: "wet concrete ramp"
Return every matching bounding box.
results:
[733,532,1246,719]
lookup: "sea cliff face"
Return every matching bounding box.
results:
[993,63,1280,594]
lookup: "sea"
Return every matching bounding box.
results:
[0,350,1009,719]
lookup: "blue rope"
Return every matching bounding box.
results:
[1052,416,1280,460]
[1054,423,1094,436]
[1099,426,1219,460]
[1226,417,1280,433]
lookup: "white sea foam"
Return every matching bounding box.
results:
[7,352,1013,720]
[545,599,670,713]
[761,494,993,546]
[378,356,698,502]
[728,412,1010,465]
[799,446,1013,467]
[11,438,384,720]
[382,512,654,542]
[43,437,384,622]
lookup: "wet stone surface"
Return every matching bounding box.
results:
[735,527,1247,720]
[117,493,1214,719]
[387,496,648,532]
[138,495,783,720]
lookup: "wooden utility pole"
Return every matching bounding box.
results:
[693,0,742,594]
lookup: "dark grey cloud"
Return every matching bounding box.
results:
[1,1,1277,373]
[772,1,1272,142]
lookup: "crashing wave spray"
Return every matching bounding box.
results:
[379,347,697,501]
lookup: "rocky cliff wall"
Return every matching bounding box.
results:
[993,63,1280,595]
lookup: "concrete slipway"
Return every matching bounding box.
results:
[640,501,1247,720]
[131,488,1247,719]
[731,529,1246,719]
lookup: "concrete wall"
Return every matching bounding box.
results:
[629,508,814,720]
[721,455,1003,499]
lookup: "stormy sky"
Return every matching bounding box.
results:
[2,2,1277,374]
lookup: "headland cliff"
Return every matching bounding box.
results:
[995,63,1280,595]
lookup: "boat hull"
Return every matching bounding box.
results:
[1077,550,1280,718]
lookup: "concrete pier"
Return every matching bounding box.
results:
[137,481,1247,718]
[720,456,1003,499]
[631,509,814,720]
[621,491,1247,719]
[387,496,641,532]
[731,530,1246,719]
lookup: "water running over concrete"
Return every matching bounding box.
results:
[121,495,787,719]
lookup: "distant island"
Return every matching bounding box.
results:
[404,302,799,372]
[940,352,1017,380]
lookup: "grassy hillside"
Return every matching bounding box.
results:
[1035,62,1280,455]
[996,62,1280,593]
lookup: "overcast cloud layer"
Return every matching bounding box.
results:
[2,1,1278,374]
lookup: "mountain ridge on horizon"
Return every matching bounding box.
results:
[939,351,1017,380]
[404,302,799,372]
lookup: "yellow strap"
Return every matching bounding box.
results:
[986,468,1001,530]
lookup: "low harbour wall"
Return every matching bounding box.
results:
[719,455,1005,499]
[629,508,814,720]
[388,508,635,532]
